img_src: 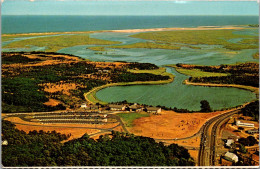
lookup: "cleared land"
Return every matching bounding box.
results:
[3,116,119,141]
[3,34,120,52]
[128,109,236,139]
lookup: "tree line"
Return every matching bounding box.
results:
[239,100,259,121]
[2,120,195,166]
[176,63,259,88]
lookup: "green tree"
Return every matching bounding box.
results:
[239,144,247,153]
[200,100,212,112]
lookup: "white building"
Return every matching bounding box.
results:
[146,107,162,114]
[225,139,234,147]
[236,120,254,128]
[81,103,87,108]
[109,104,126,111]
[224,152,239,163]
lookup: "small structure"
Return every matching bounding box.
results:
[80,103,87,108]
[2,140,8,146]
[225,139,234,147]
[129,104,142,112]
[246,129,259,134]
[146,107,162,114]
[109,104,126,111]
[224,152,239,163]
[236,120,254,128]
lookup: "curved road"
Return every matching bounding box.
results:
[198,108,242,166]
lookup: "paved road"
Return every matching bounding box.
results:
[198,108,241,166]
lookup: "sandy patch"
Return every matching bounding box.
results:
[109,26,244,33]
[188,150,199,165]
[44,99,61,106]
[2,26,244,37]
[130,110,231,139]
[165,135,201,148]
[42,82,82,95]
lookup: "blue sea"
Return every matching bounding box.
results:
[2,15,259,34]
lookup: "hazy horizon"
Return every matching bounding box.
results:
[2,1,259,16]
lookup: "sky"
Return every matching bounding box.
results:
[1,0,259,16]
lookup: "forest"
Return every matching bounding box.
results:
[2,120,195,166]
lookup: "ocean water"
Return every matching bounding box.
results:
[2,15,259,34]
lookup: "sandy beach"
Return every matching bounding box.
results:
[2,25,245,37]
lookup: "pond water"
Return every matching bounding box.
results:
[96,67,256,111]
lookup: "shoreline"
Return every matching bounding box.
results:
[184,79,259,97]
[2,25,246,37]
[168,65,259,97]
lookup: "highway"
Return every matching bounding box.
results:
[198,109,240,166]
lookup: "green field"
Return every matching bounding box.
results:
[3,34,120,52]
[130,29,259,50]
[117,112,150,127]
[128,67,174,77]
[167,65,229,77]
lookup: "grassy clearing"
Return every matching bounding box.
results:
[173,67,229,77]
[131,29,259,50]
[117,112,150,127]
[128,67,174,78]
[4,34,120,52]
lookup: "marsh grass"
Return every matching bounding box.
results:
[130,29,259,50]
[173,67,229,77]
[2,35,40,42]
[108,42,181,50]
[4,34,120,52]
